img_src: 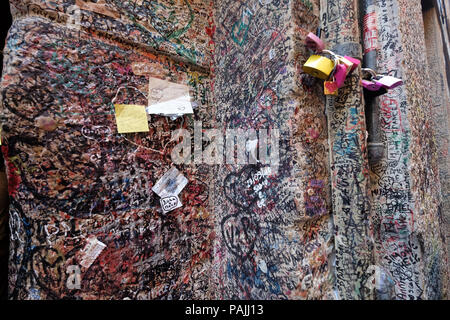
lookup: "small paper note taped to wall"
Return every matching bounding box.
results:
[152,167,188,198]
[160,195,182,214]
[147,77,194,115]
[79,236,107,269]
[114,104,150,133]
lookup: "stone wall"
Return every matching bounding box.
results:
[211,0,334,300]
[397,0,448,299]
[0,0,448,300]
[1,0,215,300]
[423,5,450,290]
[320,0,374,300]
[363,0,424,300]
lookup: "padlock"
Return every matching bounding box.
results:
[303,55,335,80]
[305,32,325,53]
[361,79,383,91]
[343,56,360,73]
[361,68,378,81]
[334,64,348,88]
[363,86,388,98]
[338,56,354,75]
[374,75,403,89]
[324,80,339,95]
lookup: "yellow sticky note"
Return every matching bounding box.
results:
[114,104,149,133]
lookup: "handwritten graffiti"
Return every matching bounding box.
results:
[1,0,214,299]
[212,0,332,300]
[321,0,373,300]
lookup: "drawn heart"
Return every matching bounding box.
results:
[223,165,260,209]
[221,213,259,259]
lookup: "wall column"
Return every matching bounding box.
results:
[320,0,374,300]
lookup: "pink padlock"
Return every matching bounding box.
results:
[334,64,348,88]
[343,56,361,73]
[305,32,325,53]
[374,75,403,89]
[362,79,383,91]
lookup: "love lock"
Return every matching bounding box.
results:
[362,80,387,97]
[303,55,335,80]
[373,75,403,89]
[322,50,349,88]
[342,56,361,73]
[305,32,325,53]
[324,80,339,95]
[338,56,354,75]
[363,85,388,98]
[361,79,384,91]
[334,63,348,88]
[361,68,401,97]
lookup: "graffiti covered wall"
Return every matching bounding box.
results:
[320,0,374,300]
[423,4,450,279]
[210,0,334,299]
[9,0,213,68]
[396,0,448,299]
[1,0,215,299]
[362,0,449,299]
[0,0,448,300]
[362,0,424,299]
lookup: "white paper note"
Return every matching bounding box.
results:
[147,77,194,115]
[160,195,183,214]
[79,236,106,269]
[152,167,188,198]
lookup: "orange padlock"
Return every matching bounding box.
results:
[324,80,339,95]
